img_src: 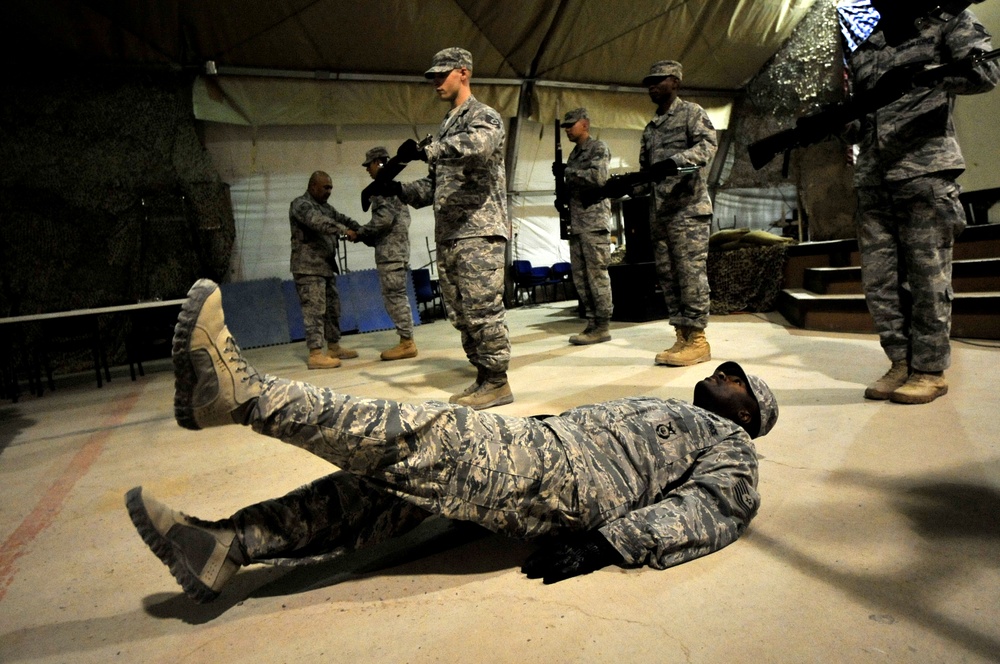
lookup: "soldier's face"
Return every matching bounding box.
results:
[563,119,587,141]
[308,177,333,202]
[366,160,382,180]
[432,68,465,102]
[693,369,757,430]
[648,76,680,105]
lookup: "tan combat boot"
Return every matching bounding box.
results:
[659,328,711,366]
[570,319,611,345]
[172,278,262,430]
[890,371,948,404]
[381,337,418,361]
[456,380,514,410]
[308,348,341,369]
[125,487,247,603]
[450,368,486,403]
[328,342,359,360]
[654,327,688,365]
[863,359,909,400]
[568,320,595,345]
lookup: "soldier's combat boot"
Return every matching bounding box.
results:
[568,320,595,345]
[328,342,359,360]
[864,359,909,400]
[654,327,688,365]
[455,372,514,410]
[658,327,711,366]
[889,370,948,404]
[308,348,341,370]
[450,367,486,403]
[173,279,262,430]
[380,337,418,361]
[125,486,248,603]
[570,319,611,345]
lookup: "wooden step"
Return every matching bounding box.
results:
[802,257,1000,295]
[783,223,1000,289]
[776,289,1000,339]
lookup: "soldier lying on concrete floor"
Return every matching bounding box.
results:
[125,279,778,603]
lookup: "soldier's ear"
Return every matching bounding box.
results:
[736,407,752,426]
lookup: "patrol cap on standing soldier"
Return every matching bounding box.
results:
[561,107,589,127]
[362,146,389,167]
[642,60,683,85]
[424,47,474,76]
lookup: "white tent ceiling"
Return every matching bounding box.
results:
[9,0,821,129]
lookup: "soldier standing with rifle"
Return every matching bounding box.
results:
[374,48,514,410]
[555,108,615,345]
[848,0,999,404]
[640,61,719,367]
[348,147,418,362]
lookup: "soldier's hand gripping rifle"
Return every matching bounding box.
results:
[580,159,701,208]
[553,118,571,239]
[360,135,432,212]
[747,47,1000,174]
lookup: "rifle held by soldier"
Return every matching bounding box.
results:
[553,118,571,239]
[361,135,432,212]
[747,47,1000,173]
[581,159,701,208]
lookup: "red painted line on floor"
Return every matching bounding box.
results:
[0,386,145,602]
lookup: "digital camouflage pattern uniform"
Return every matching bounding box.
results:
[640,97,718,330]
[401,94,511,379]
[289,192,361,349]
[848,10,998,371]
[230,375,760,570]
[566,135,614,323]
[357,193,414,340]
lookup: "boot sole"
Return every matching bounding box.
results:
[569,336,611,346]
[889,385,948,404]
[467,394,515,410]
[456,391,515,410]
[381,351,419,361]
[172,279,219,431]
[654,353,712,367]
[124,487,220,603]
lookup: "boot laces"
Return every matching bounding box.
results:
[223,337,254,383]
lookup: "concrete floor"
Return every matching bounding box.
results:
[1,302,998,663]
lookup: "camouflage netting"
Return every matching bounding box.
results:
[0,71,235,375]
[721,0,857,241]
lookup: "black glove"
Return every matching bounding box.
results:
[552,162,566,178]
[521,531,624,584]
[374,179,403,198]
[647,158,680,179]
[396,138,428,163]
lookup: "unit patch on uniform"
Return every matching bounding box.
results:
[655,422,676,439]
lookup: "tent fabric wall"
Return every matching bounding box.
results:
[194,77,522,127]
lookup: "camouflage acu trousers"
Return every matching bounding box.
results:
[437,236,511,375]
[294,274,343,349]
[856,175,965,372]
[652,214,711,329]
[234,375,575,561]
[569,232,613,322]
[377,262,414,339]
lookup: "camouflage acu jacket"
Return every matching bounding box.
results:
[551,397,759,569]
[849,10,999,186]
[289,192,361,276]
[357,194,411,265]
[401,95,509,243]
[640,97,717,219]
[566,136,612,234]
